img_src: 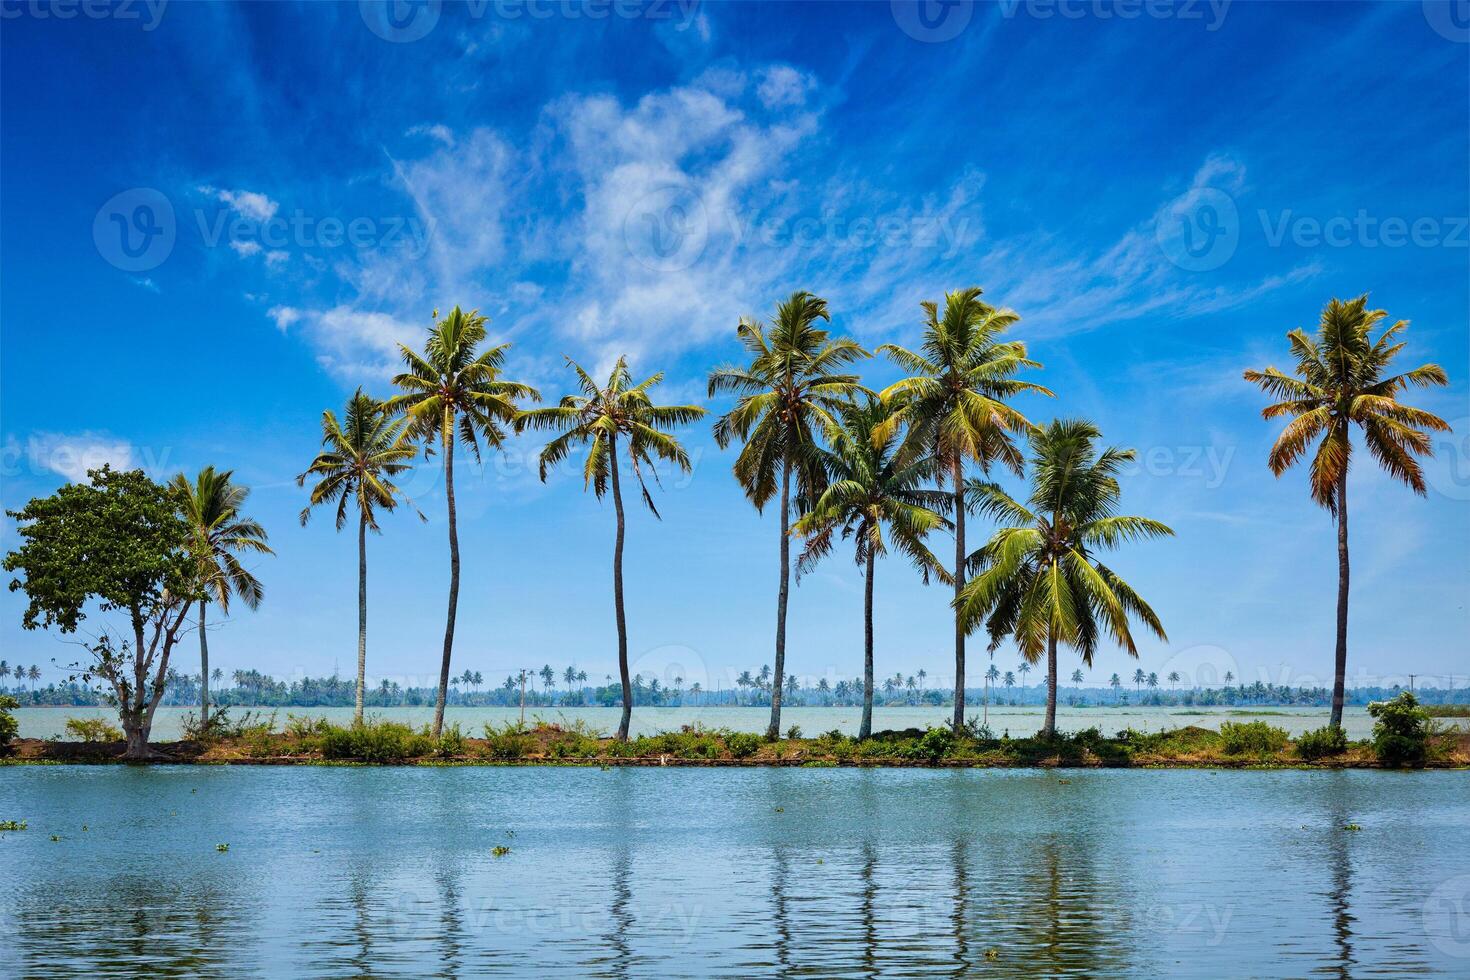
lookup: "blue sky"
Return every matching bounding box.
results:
[1,0,1467,695]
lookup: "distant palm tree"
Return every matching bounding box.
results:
[876,287,1050,732]
[690,681,702,705]
[1133,668,1146,693]
[299,390,420,723]
[709,290,869,739]
[517,356,704,740]
[0,661,9,686]
[1147,672,1158,692]
[1017,661,1032,687]
[1224,670,1234,688]
[1167,670,1180,691]
[1244,295,1449,729]
[388,306,539,737]
[958,420,1172,736]
[28,665,40,691]
[1109,673,1121,702]
[1003,670,1015,696]
[1071,669,1084,686]
[792,399,948,738]
[171,467,272,727]
[736,670,754,706]
[917,668,927,696]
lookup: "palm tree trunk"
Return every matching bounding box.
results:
[1330,470,1349,729]
[609,437,633,741]
[860,546,875,740]
[951,456,966,733]
[198,599,209,727]
[356,509,367,725]
[1043,635,1058,737]
[433,414,458,738]
[767,464,792,740]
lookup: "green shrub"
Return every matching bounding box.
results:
[1294,725,1348,761]
[900,726,956,762]
[482,722,536,760]
[1368,691,1429,767]
[0,694,21,750]
[320,720,431,762]
[724,731,763,759]
[64,717,122,743]
[1219,720,1289,756]
[435,723,467,759]
[785,725,802,740]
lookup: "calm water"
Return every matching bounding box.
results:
[13,703,1417,741]
[1,767,1467,977]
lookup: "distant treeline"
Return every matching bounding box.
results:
[6,666,1464,710]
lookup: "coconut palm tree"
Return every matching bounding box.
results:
[1109,673,1121,702]
[793,400,949,738]
[1167,670,1180,692]
[171,467,273,727]
[1244,295,1449,729]
[516,356,705,740]
[1071,669,1084,687]
[299,390,421,724]
[1132,668,1146,693]
[388,306,539,736]
[876,287,1050,732]
[708,290,869,738]
[957,420,1173,736]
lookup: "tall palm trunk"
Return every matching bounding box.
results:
[433,412,458,738]
[609,437,633,741]
[1330,471,1349,730]
[767,464,792,740]
[860,546,875,740]
[1043,634,1058,737]
[356,510,367,725]
[951,456,966,733]
[198,599,210,727]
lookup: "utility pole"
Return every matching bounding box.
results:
[1409,674,1416,694]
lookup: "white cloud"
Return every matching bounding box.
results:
[203,186,280,222]
[264,250,289,268]
[756,66,814,109]
[131,276,159,292]
[231,240,262,257]
[407,123,455,146]
[19,432,135,483]
[275,305,416,382]
[267,305,302,331]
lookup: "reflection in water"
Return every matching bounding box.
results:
[1,768,1466,978]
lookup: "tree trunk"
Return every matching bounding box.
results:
[433,413,458,738]
[1330,470,1349,730]
[767,464,792,740]
[609,437,633,742]
[1043,635,1058,737]
[860,545,875,740]
[951,456,967,733]
[356,509,368,725]
[122,716,151,760]
[198,599,210,727]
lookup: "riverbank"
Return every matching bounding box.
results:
[6,720,1467,768]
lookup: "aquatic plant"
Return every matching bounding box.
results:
[491,845,511,857]
[0,820,26,832]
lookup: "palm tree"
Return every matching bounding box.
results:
[299,390,421,724]
[0,661,9,687]
[984,660,1000,723]
[957,420,1172,736]
[388,306,539,736]
[917,668,927,696]
[1109,673,1121,702]
[172,467,273,727]
[1147,672,1159,692]
[516,356,704,740]
[1132,668,1146,693]
[1244,295,1449,729]
[709,290,869,738]
[1071,669,1084,687]
[876,287,1050,732]
[1167,670,1180,692]
[1003,670,1015,696]
[28,665,40,691]
[1017,661,1032,688]
[792,400,949,738]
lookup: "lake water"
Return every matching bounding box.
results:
[1,767,1466,977]
[13,703,1423,742]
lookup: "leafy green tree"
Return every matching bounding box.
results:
[1244,295,1449,729]
[958,421,1172,735]
[517,356,705,740]
[388,306,539,736]
[4,467,201,758]
[793,400,949,738]
[171,467,272,726]
[708,291,868,738]
[876,287,1050,731]
[299,391,421,723]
